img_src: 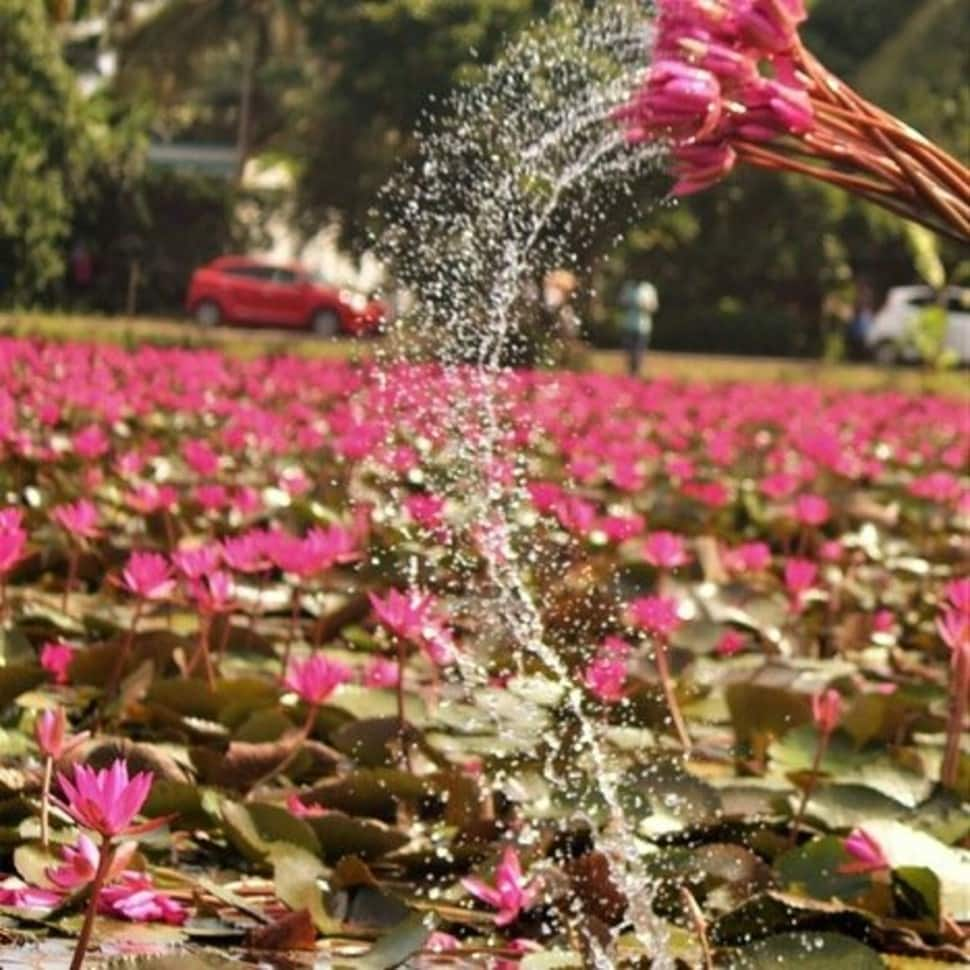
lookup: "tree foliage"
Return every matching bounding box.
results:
[0,0,100,302]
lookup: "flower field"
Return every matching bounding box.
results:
[0,336,967,968]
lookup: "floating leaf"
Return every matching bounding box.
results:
[725,679,810,745]
[804,784,910,831]
[0,663,45,711]
[343,912,433,970]
[245,907,316,951]
[728,931,884,969]
[143,779,211,828]
[102,955,254,970]
[775,837,872,903]
[892,866,941,922]
[520,952,583,970]
[13,842,59,888]
[221,800,320,863]
[331,716,418,767]
[268,842,340,934]
[308,811,409,863]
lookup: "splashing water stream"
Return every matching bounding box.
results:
[374,3,674,964]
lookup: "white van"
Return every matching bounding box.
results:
[866,285,970,365]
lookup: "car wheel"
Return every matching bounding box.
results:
[311,309,340,338]
[194,300,221,328]
[872,340,899,366]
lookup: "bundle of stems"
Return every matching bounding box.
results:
[735,45,970,244]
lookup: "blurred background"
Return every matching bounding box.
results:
[1,0,968,360]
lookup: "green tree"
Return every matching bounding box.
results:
[0,0,101,302]
[294,0,548,247]
[118,0,308,176]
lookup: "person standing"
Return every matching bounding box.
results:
[543,269,584,368]
[848,282,875,361]
[620,279,658,376]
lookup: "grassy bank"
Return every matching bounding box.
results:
[2,311,966,395]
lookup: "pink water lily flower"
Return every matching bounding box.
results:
[0,523,27,575]
[286,793,328,819]
[0,880,61,911]
[40,641,75,685]
[361,657,402,688]
[55,759,165,840]
[811,688,843,736]
[792,494,830,526]
[839,828,889,875]
[723,541,771,573]
[628,595,683,638]
[584,653,628,703]
[172,543,222,580]
[369,588,438,643]
[716,630,747,657]
[425,931,460,954]
[99,873,187,925]
[46,834,135,891]
[643,531,690,570]
[944,577,970,613]
[121,551,176,601]
[35,707,88,760]
[283,653,353,706]
[52,499,100,541]
[784,557,818,613]
[462,846,540,927]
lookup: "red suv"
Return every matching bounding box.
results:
[185,256,387,336]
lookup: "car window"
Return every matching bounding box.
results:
[945,292,970,313]
[224,266,274,281]
[272,269,299,284]
[905,294,935,308]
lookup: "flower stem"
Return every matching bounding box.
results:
[186,614,217,689]
[942,651,969,790]
[246,705,316,798]
[106,600,143,699]
[40,756,53,850]
[63,546,79,614]
[282,586,301,672]
[654,637,691,753]
[395,637,412,771]
[788,730,830,848]
[69,840,115,970]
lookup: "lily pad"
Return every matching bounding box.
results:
[220,800,320,863]
[343,912,433,970]
[308,810,409,863]
[728,931,884,969]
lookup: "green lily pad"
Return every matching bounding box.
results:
[775,836,872,903]
[804,784,910,831]
[221,800,320,863]
[728,931,884,969]
[343,912,433,970]
[308,811,409,863]
[770,726,932,807]
[0,663,46,711]
[893,866,941,922]
[330,685,426,725]
[268,842,340,934]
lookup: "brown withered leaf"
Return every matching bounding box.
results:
[191,732,342,790]
[68,737,191,783]
[245,907,317,951]
[564,851,627,925]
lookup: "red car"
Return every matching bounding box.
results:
[185,256,387,336]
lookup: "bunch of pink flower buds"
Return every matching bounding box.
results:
[620,0,970,241]
[621,0,812,195]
